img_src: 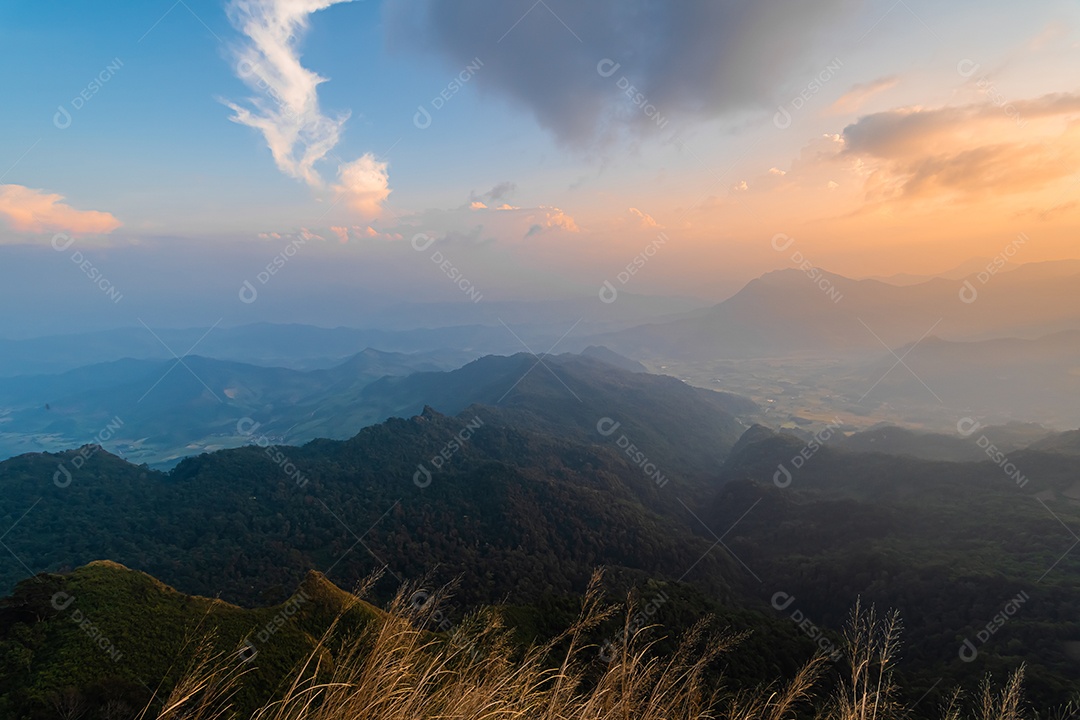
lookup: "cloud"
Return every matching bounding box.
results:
[841,93,1080,203]
[523,206,579,237]
[628,207,661,228]
[329,225,350,243]
[385,0,854,147]
[469,181,517,204]
[334,154,392,217]
[470,201,488,210]
[226,0,389,217]
[1029,20,1068,51]
[829,76,898,115]
[0,185,121,236]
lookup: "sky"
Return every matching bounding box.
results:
[0,0,1078,336]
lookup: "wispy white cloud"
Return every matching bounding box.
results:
[225,0,390,216]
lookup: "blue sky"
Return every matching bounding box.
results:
[1,0,1078,336]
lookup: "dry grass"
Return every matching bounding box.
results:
[150,573,1031,720]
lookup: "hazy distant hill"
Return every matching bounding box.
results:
[590,260,1080,361]
[832,423,1052,462]
[0,350,753,469]
[0,291,713,377]
[0,349,471,465]
[0,323,507,377]
[345,352,752,481]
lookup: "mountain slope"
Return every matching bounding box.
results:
[591,260,1080,361]
[0,561,380,719]
[0,399,747,610]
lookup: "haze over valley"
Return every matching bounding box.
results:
[1,1,1079,718]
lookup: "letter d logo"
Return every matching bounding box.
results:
[599,280,618,304]
[51,592,75,611]
[411,233,435,252]
[239,639,258,663]
[771,233,794,252]
[54,464,73,488]
[53,105,72,130]
[413,464,432,488]
[414,105,432,130]
[596,59,621,78]
[771,591,795,611]
[956,417,982,438]
[773,105,792,130]
[239,280,258,304]
[51,233,75,252]
[959,280,978,304]
[596,417,621,437]
[773,463,792,488]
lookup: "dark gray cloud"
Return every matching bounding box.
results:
[842,92,1080,158]
[469,181,518,204]
[385,0,855,147]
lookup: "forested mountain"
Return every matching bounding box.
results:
[1,380,1079,707]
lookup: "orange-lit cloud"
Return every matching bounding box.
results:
[334,154,391,218]
[0,185,121,236]
[352,225,402,241]
[842,93,1080,204]
[524,206,579,237]
[628,207,662,228]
